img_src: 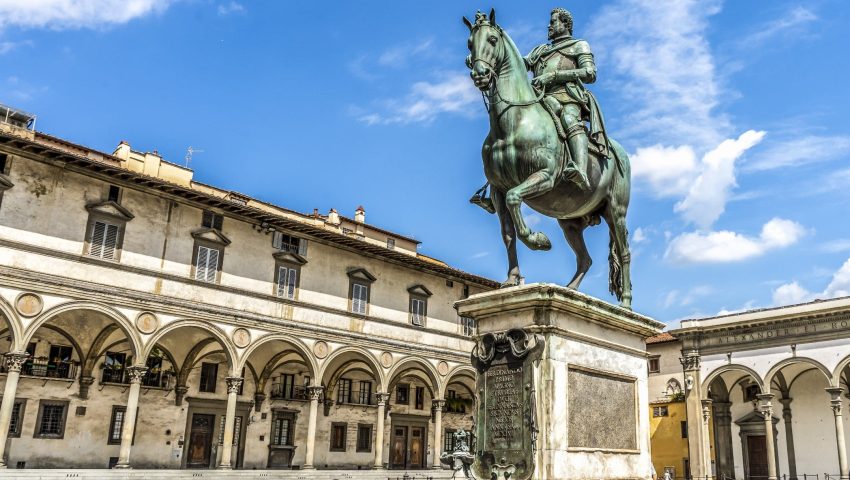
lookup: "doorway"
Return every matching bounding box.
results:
[390,420,428,469]
[746,435,768,479]
[186,414,215,468]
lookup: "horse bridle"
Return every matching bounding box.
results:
[471,24,546,112]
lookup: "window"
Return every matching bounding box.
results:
[356,424,372,452]
[666,379,683,397]
[0,153,7,172]
[648,356,660,373]
[744,384,760,402]
[107,185,121,203]
[271,411,295,446]
[6,399,26,437]
[396,384,409,405]
[276,265,298,299]
[101,351,128,383]
[462,285,470,299]
[278,374,295,399]
[444,429,456,453]
[680,420,688,439]
[218,415,242,445]
[358,380,372,405]
[194,244,221,283]
[653,406,669,417]
[272,232,307,255]
[330,423,347,451]
[415,386,424,410]
[386,238,395,249]
[88,220,120,260]
[410,298,426,326]
[108,406,126,444]
[351,283,368,314]
[35,400,69,439]
[199,362,218,393]
[47,345,73,379]
[461,316,476,337]
[337,379,352,404]
[202,210,224,231]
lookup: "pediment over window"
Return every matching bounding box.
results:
[407,284,433,297]
[191,227,231,246]
[0,173,13,192]
[273,250,307,265]
[346,267,376,283]
[85,200,134,222]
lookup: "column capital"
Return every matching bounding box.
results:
[3,351,29,372]
[700,398,713,423]
[432,398,446,412]
[679,349,701,371]
[757,393,775,418]
[225,376,244,394]
[375,392,391,406]
[307,385,324,400]
[126,366,148,384]
[826,387,845,414]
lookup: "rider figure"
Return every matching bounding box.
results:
[527,7,607,192]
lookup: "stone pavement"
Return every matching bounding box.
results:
[2,470,458,480]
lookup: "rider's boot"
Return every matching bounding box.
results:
[564,124,591,192]
[469,182,496,214]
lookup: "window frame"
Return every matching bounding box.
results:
[396,384,409,405]
[3,397,27,438]
[460,316,476,337]
[407,285,432,328]
[199,362,219,393]
[652,405,669,418]
[337,378,352,404]
[356,423,373,452]
[270,410,296,446]
[414,386,425,410]
[330,422,348,452]
[34,399,70,439]
[107,405,138,445]
[191,240,224,284]
[273,253,305,300]
[347,268,376,315]
[444,428,457,453]
[648,356,661,374]
[201,210,224,231]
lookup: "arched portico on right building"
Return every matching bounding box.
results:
[671,296,850,480]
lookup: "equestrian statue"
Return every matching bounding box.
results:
[465,8,634,309]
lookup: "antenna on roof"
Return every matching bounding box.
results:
[184,146,204,167]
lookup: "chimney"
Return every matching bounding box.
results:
[142,151,162,177]
[113,141,131,161]
[354,206,366,223]
[327,208,340,225]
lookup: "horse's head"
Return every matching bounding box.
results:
[463,9,504,91]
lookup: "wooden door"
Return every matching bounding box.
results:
[391,426,408,469]
[187,414,215,468]
[747,435,768,479]
[409,427,424,469]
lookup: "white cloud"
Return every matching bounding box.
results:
[0,0,173,30]
[665,217,805,264]
[588,0,729,149]
[630,144,698,198]
[745,135,850,172]
[358,71,479,125]
[821,239,850,254]
[0,39,32,54]
[378,39,433,67]
[674,130,766,228]
[632,227,649,244]
[217,1,244,16]
[742,7,817,46]
[772,258,850,306]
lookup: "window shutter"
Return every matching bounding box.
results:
[90,222,105,258]
[102,223,119,260]
[297,238,308,256]
[272,231,283,249]
[206,248,220,283]
[90,221,119,260]
[195,246,209,281]
[286,268,297,299]
[352,284,367,314]
[277,266,287,297]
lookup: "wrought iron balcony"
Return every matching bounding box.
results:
[20,357,77,380]
[270,384,309,401]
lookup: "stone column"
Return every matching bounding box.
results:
[712,401,734,479]
[701,399,713,474]
[374,392,390,469]
[757,393,778,480]
[114,366,148,469]
[827,388,849,480]
[778,397,798,480]
[0,352,28,469]
[681,349,710,478]
[432,399,445,469]
[216,376,243,470]
[303,386,324,470]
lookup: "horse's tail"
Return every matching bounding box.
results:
[606,138,631,302]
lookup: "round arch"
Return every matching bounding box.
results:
[23,301,142,358]
[144,319,237,371]
[764,356,833,389]
[831,354,850,388]
[0,295,23,351]
[443,365,477,398]
[237,334,317,378]
[386,356,441,398]
[702,364,765,397]
[319,346,385,391]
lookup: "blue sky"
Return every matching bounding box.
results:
[3,0,850,325]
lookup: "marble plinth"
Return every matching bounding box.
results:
[455,283,664,480]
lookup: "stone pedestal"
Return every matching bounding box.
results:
[455,284,663,480]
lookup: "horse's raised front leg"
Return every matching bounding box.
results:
[491,188,522,287]
[505,170,555,251]
[602,201,632,309]
[557,218,592,289]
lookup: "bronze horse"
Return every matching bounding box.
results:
[464,10,634,308]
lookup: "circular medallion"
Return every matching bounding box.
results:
[232,328,251,349]
[313,341,329,359]
[135,312,159,334]
[380,351,394,368]
[15,293,43,317]
[437,361,449,376]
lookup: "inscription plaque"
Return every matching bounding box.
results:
[567,367,637,451]
[472,328,542,480]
